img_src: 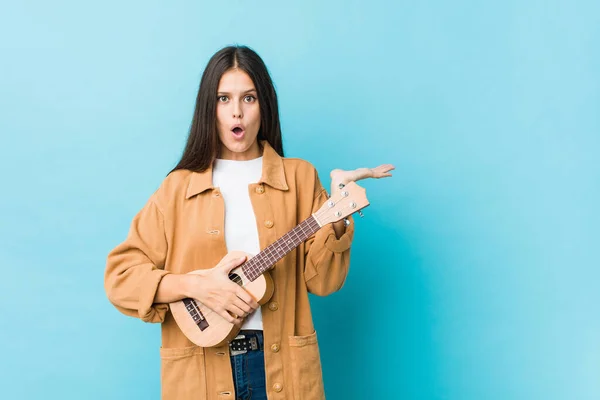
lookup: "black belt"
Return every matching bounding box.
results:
[229,330,263,356]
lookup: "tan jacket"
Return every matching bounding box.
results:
[104,141,354,400]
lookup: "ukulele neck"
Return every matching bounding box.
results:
[242,215,321,281]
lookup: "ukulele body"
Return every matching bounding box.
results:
[168,181,369,348]
[169,251,274,347]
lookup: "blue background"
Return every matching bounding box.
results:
[1,1,599,399]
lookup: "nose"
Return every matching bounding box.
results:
[232,101,243,119]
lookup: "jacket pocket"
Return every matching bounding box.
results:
[288,331,326,400]
[160,345,207,400]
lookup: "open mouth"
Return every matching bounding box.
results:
[231,125,245,139]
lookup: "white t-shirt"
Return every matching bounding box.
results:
[212,156,264,330]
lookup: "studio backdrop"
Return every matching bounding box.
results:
[1,1,598,399]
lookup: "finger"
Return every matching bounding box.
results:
[235,287,260,309]
[232,297,253,315]
[379,165,395,172]
[218,309,238,324]
[226,304,247,318]
[221,309,244,325]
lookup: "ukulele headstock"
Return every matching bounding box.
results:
[314,181,370,226]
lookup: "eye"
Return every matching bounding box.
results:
[218,95,228,102]
[244,95,256,103]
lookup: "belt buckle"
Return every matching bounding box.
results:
[230,334,247,356]
[248,336,258,351]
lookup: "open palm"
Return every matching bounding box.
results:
[330,164,395,186]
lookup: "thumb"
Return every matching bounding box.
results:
[221,256,247,273]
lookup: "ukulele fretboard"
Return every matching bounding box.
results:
[242,215,321,281]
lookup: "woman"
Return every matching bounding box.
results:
[104,45,393,400]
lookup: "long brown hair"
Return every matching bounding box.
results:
[170,45,284,174]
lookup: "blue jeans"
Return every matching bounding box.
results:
[230,330,268,400]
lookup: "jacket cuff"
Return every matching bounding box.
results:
[138,268,171,323]
[324,217,355,253]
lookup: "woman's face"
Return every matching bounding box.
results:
[216,68,262,160]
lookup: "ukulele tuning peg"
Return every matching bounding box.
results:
[358,210,364,218]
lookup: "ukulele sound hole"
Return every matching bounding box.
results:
[229,272,243,286]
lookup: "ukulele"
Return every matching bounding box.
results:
[169,181,369,347]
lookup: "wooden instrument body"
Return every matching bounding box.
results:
[169,251,274,347]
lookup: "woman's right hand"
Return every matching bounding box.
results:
[183,256,260,325]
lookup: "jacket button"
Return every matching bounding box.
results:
[268,301,278,311]
[273,383,283,392]
[264,220,274,228]
[271,343,280,353]
[256,186,265,194]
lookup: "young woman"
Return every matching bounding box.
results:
[104,45,393,400]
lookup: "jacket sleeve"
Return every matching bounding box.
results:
[304,174,355,296]
[104,194,171,323]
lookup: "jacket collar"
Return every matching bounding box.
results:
[185,140,289,199]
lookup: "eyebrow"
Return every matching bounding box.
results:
[217,88,257,95]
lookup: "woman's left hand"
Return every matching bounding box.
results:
[329,164,395,192]
[327,164,395,238]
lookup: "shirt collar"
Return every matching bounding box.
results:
[185,140,289,199]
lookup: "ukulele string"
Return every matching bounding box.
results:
[241,196,353,280]
[184,197,355,327]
